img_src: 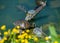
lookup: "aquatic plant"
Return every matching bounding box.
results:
[0,24,60,43]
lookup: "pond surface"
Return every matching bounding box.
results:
[0,0,60,33]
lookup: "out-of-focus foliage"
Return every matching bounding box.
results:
[0,24,60,43]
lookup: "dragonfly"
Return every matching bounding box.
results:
[17,0,47,21]
[13,20,35,29]
[13,0,47,30]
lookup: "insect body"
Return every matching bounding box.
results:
[13,0,47,35]
[13,20,34,29]
[17,1,46,21]
[25,1,46,21]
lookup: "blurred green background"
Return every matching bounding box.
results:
[0,0,60,34]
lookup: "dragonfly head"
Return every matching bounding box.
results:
[25,10,36,21]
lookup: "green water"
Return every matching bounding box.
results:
[0,0,60,33]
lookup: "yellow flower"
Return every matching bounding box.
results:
[18,35,21,38]
[33,37,38,42]
[25,35,29,39]
[16,29,20,33]
[21,35,24,39]
[15,39,19,43]
[12,28,19,33]
[21,39,25,43]
[26,29,30,33]
[45,37,49,41]
[54,41,58,43]
[18,35,24,39]
[0,39,4,43]
[23,33,28,36]
[1,25,6,30]
[28,35,32,39]
[24,39,28,43]
[22,31,25,34]
[16,26,20,29]
[12,28,17,32]
[4,31,8,35]
[3,37,7,40]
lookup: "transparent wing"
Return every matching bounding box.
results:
[17,5,27,13]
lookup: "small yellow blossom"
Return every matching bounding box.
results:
[28,35,32,39]
[25,35,29,39]
[15,39,19,43]
[26,29,30,33]
[23,33,28,36]
[12,28,19,33]
[24,39,28,43]
[33,37,38,42]
[18,35,21,38]
[21,35,24,39]
[0,39,4,43]
[17,30,20,33]
[3,37,7,40]
[54,41,58,43]
[4,31,8,35]
[1,25,6,30]
[21,39,25,43]
[45,37,49,41]
[22,31,25,34]
[12,28,17,33]
[16,26,20,29]
[18,35,24,39]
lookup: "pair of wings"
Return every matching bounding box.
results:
[17,0,60,12]
[16,0,47,13]
[16,5,27,13]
